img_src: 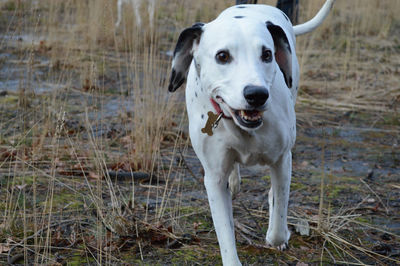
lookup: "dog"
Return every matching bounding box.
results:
[115,0,155,29]
[168,1,335,265]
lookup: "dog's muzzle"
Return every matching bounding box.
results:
[215,94,266,129]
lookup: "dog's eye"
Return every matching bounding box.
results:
[215,50,231,64]
[261,48,272,63]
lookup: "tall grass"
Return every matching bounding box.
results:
[0,0,399,264]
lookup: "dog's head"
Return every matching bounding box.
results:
[169,14,292,131]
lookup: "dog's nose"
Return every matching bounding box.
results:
[243,85,269,108]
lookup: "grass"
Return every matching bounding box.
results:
[0,0,399,264]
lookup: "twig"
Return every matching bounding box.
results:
[359,178,389,214]
[234,220,262,241]
[237,201,265,235]
[7,219,89,265]
[324,231,400,264]
[107,170,151,181]
[178,147,201,184]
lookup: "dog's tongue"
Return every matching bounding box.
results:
[243,110,260,117]
[240,110,262,118]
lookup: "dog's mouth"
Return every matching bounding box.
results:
[233,109,263,128]
[216,96,264,129]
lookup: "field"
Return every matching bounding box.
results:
[0,0,399,264]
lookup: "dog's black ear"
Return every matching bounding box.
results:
[266,21,292,88]
[169,23,204,92]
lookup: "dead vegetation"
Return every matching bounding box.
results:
[0,0,399,265]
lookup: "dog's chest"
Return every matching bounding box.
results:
[236,149,274,166]
[221,120,293,166]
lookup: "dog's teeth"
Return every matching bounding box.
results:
[239,110,262,122]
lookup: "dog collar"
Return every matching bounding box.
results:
[200,98,233,136]
[210,98,232,119]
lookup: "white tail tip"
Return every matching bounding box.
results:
[293,0,335,36]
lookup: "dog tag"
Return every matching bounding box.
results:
[201,112,223,136]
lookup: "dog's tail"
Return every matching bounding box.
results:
[293,0,335,36]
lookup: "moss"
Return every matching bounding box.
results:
[238,245,279,265]
[310,195,320,203]
[170,248,200,264]
[290,182,307,191]
[240,177,253,185]
[67,253,94,265]
[11,175,35,187]
[355,217,371,224]
[326,184,351,199]
[175,206,213,231]
[335,176,358,183]
[40,189,84,210]
[382,114,400,126]
[0,95,18,105]
[261,175,271,181]
[169,245,221,265]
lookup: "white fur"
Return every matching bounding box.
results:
[293,0,335,36]
[170,2,334,265]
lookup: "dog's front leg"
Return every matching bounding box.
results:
[266,151,292,249]
[204,170,241,266]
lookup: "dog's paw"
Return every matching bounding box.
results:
[266,229,290,250]
[277,242,289,251]
[266,240,289,251]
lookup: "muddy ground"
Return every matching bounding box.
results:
[0,5,400,266]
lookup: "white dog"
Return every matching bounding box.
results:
[169,1,335,265]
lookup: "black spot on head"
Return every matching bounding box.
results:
[236,0,257,4]
[236,6,246,8]
[234,16,245,19]
[192,22,205,28]
[201,114,204,119]
[194,59,201,77]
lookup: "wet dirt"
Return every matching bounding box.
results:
[0,23,399,266]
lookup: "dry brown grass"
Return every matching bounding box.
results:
[297,0,400,114]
